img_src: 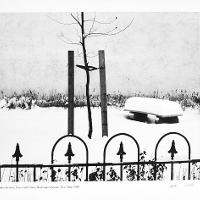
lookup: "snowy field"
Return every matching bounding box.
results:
[0,106,200,165]
[0,107,199,200]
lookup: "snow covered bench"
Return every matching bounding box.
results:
[124,97,183,123]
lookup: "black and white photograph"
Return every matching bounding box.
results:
[0,0,200,199]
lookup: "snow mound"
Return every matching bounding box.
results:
[124,97,183,117]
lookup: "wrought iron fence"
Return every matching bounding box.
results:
[0,132,199,182]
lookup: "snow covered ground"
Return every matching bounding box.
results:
[0,106,200,165]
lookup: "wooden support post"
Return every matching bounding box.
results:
[99,50,108,137]
[68,51,74,135]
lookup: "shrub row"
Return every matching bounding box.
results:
[0,89,200,109]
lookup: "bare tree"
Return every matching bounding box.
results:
[49,12,133,139]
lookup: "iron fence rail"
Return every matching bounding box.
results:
[0,159,200,182]
[1,159,200,168]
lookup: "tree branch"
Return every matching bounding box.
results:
[57,35,82,46]
[71,13,82,27]
[88,13,96,35]
[85,18,134,38]
[85,27,117,37]
[85,16,118,25]
[47,15,78,26]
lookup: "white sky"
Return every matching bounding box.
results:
[0,12,200,94]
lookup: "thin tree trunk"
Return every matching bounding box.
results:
[81,12,93,139]
[85,69,93,139]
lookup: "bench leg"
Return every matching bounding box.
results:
[132,112,148,122]
[158,116,179,124]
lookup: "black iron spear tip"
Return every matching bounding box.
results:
[117,142,126,162]
[64,142,75,163]
[117,142,126,155]
[168,140,178,160]
[12,143,23,162]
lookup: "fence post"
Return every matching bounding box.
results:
[51,135,89,182]
[153,162,157,180]
[168,140,177,180]
[33,166,36,182]
[188,162,191,180]
[68,51,74,135]
[155,132,191,181]
[137,163,140,180]
[103,133,140,181]
[65,142,75,182]
[99,50,108,137]
[117,142,126,181]
[86,164,88,181]
[12,143,23,182]
[170,162,174,180]
[0,167,1,182]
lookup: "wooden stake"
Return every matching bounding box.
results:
[99,50,108,137]
[68,51,74,135]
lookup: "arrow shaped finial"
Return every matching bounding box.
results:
[117,142,126,162]
[168,140,178,160]
[12,143,23,162]
[64,142,75,163]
